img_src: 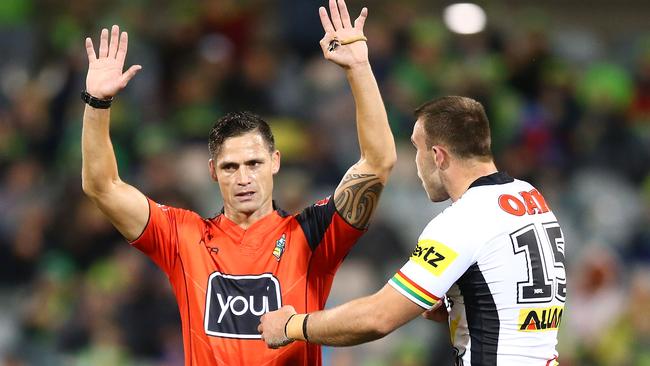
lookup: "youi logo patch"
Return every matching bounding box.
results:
[204,273,281,339]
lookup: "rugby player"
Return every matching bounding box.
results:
[259,96,567,366]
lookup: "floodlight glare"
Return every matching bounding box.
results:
[443,3,487,35]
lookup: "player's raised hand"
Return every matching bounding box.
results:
[318,0,369,69]
[85,25,141,100]
[258,305,296,349]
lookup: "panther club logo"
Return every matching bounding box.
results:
[204,273,282,339]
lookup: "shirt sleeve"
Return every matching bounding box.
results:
[295,195,365,274]
[129,197,184,274]
[388,208,479,310]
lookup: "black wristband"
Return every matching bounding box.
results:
[302,314,310,342]
[284,314,296,339]
[81,90,113,109]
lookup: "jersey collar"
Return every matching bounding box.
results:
[468,171,514,189]
[216,200,291,218]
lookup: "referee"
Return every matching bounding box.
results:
[80,0,396,364]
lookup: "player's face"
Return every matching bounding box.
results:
[209,132,280,217]
[412,119,449,202]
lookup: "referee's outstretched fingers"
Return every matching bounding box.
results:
[316,0,369,68]
[84,24,142,100]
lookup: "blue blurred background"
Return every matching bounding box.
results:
[0,0,649,365]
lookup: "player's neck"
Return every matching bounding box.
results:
[447,160,498,202]
[223,201,275,230]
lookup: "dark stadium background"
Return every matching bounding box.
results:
[0,0,649,364]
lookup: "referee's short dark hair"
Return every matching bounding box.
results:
[414,96,493,160]
[208,111,275,158]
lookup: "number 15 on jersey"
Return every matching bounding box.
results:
[510,221,566,304]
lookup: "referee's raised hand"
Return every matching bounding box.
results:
[318,0,369,69]
[84,25,141,100]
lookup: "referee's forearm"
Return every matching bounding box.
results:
[345,63,396,176]
[81,106,121,197]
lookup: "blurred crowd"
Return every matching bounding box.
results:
[1,0,649,365]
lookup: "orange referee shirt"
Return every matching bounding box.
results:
[130,195,363,365]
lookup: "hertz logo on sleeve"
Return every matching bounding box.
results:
[410,239,458,276]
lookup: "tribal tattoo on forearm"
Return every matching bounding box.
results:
[334,173,384,229]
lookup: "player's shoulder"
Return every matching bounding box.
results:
[464,175,555,220]
[457,173,537,213]
[419,173,527,240]
[418,200,475,247]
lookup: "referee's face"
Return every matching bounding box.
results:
[413,119,448,202]
[209,132,280,219]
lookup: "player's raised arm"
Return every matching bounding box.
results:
[81,25,148,241]
[320,0,397,229]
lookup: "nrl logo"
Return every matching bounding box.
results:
[272,234,286,261]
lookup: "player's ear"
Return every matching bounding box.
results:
[431,145,449,170]
[208,158,218,182]
[431,145,441,167]
[271,150,281,175]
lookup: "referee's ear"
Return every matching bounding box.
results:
[208,158,219,182]
[271,150,281,175]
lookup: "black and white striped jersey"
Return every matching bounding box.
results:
[389,172,565,366]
